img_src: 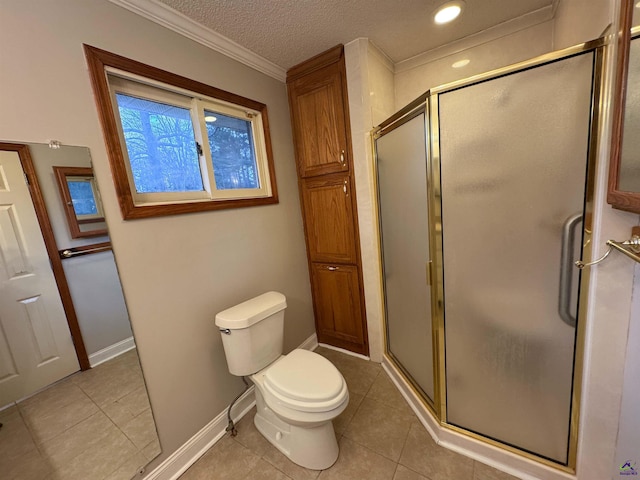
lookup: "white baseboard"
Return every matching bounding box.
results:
[89,336,136,367]
[317,343,370,361]
[142,332,319,480]
[381,356,576,480]
[298,333,319,351]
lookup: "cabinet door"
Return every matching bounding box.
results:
[311,263,367,355]
[289,62,350,177]
[301,173,357,263]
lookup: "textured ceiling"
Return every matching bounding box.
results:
[156,0,552,69]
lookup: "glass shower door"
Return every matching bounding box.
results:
[437,52,595,464]
[376,112,435,402]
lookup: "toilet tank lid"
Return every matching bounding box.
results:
[215,291,286,329]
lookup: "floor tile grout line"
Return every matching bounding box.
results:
[391,461,401,479]
[29,363,153,479]
[16,395,97,456]
[395,409,414,467]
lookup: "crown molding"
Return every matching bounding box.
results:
[368,40,396,73]
[108,0,287,82]
[395,4,555,73]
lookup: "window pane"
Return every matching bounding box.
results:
[67,180,98,215]
[115,93,204,193]
[204,110,260,190]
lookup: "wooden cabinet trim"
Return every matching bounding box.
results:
[287,45,344,82]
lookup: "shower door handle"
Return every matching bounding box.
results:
[558,212,583,328]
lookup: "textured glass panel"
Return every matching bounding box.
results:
[619,37,640,192]
[439,52,594,463]
[115,93,203,193]
[205,110,260,190]
[376,113,434,400]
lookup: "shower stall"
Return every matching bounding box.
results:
[373,39,604,471]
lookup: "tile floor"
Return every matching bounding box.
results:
[180,347,518,480]
[0,349,160,480]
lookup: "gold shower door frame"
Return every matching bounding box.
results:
[373,37,606,473]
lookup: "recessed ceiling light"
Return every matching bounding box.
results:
[204,115,217,122]
[452,59,470,68]
[434,1,465,25]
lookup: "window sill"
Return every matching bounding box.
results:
[119,195,279,219]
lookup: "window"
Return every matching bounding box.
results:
[84,45,278,219]
[53,166,107,239]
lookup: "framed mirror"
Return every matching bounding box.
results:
[53,166,108,238]
[608,0,640,213]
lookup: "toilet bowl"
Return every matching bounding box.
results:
[252,349,349,469]
[215,292,349,470]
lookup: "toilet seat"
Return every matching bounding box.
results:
[262,349,348,413]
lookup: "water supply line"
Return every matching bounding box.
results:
[226,376,250,437]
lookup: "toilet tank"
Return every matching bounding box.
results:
[215,291,287,376]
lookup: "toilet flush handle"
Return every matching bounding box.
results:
[219,328,232,335]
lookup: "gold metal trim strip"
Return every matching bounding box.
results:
[373,105,426,139]
[374,94,429,134]
[386,351,437,413]
[567,43,605,469]
[443,423,576,474]
[426,95,446,421]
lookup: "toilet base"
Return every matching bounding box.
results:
[253,390,339,470]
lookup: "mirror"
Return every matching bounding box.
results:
[608,0,640,212]
[53,166,108,238]
[0,143,160,480]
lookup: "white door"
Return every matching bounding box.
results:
[0,150,79,407]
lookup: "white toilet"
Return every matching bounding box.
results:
[215,291,349,470]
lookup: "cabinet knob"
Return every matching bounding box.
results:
[325,266,339,271]
[340,150,346,166]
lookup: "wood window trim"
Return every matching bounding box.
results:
[53,166,108,239]
[83,44,279,220]
[607,0,640,213]
[0,142,90,370]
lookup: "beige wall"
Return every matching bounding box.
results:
[0,0,315,469]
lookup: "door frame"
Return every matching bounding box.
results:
[0,142,90,370]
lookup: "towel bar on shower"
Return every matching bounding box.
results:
[575,227,640,269]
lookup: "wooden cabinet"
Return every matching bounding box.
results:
[311,263,367,354]
[301,173,357,264]
[288,45,369,356]
[288,54,350,177]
